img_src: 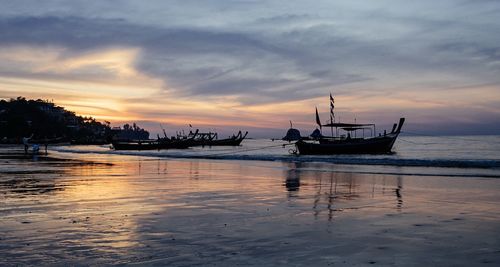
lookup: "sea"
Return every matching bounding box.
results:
[50,135,500,178]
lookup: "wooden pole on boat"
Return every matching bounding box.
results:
[336,116,340,137]
[354,118,357,138]
[330,114,334,138]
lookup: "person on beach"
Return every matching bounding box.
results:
[43,136,48,155]
[22,134,34,154]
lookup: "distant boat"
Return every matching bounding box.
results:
[111,130,199,151]
[180,130,248,147]
[205,131,248,146]
[111,139,191,150]
[111,129,249,150]
[292,94,405,154]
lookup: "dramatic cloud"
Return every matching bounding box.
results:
[0,0,499,135]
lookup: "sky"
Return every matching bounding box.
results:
[0,0,499,137]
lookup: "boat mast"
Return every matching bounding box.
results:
[354,118,356,138]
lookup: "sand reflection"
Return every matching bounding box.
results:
[4,153,500,266]
[60,163,144,250]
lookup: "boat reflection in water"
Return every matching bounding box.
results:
[284,162,302,194]
[282,162,405,221]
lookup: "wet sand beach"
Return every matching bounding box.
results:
[1,147,500,266]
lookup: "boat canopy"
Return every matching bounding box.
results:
[322,122,374,128]
[341,127,368,131]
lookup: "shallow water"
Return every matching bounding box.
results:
[51,136,500,179]
[1,149,500,266]
[52,135,500,167]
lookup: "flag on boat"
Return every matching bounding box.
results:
[315,107,322,129]
[329,93,335,122]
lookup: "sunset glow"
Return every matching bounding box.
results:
[0,1,499,136]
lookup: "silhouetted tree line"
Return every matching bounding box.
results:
[0,97,148,143]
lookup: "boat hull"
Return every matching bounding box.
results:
[186,131,248,147]
[112,140,190,150]
[296,134,398,155]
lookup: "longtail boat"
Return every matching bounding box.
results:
[292,94,405,155]
[111,139,191,150]
[205,131,248,146]
[295,118,404,154]
[111,130,198,151]
[181,130,216,147]
[180,130,248,147]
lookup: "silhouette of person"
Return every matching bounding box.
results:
[22,134,34,154]
[43,136,48,155]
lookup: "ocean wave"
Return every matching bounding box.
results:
[50,145,500,170]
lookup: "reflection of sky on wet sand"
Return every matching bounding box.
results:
[1,154,500,265]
